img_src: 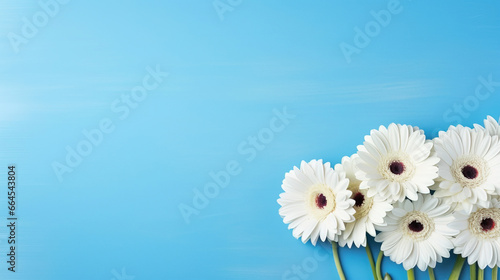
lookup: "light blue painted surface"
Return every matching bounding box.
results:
[0,0,499,279]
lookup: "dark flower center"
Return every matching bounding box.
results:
[481,218,495,231]
[316,194,327,209]
[353,192,364,207]
[408,220,424,232]
[462,165,479,179]
[389,161,405,175]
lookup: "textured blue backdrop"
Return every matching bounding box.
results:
[1,0,500,279]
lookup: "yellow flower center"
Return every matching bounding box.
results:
[452,155,490,188]
[400,211,434,241]
[469,208,500,238]
[307,184,336,220]
[378,152,415,182]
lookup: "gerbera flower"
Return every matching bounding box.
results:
[450,198,500,269]
[433,125,500,214]
[277,159,356,245]
[474,115,500,136]
[355,123,440,202]
[335,155,393,248]
[375,194,458,271]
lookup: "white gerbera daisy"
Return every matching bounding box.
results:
[474,115,500,136]
[450,199,500,269]
[335,155,393,248]
[355,123,440,202]
[433,125,500,214]
[375,194,458,271]
[277,159,356,245]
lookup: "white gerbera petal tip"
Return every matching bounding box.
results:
[375,194,458,271]
[474,115,500,137]
[355,123,439,202]
[278,159,355,246]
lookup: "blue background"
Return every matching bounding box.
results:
[1,0,500,279]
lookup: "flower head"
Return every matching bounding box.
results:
[433,125,500,213]
[335,155,393,248]
[375,194,458,271]
[277,160,355,245]
[450,199,500,269]
[356,123,439,202]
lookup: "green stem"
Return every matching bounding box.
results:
[429,267,435,280]
[332,242,346,280]
[493,266,498,280]
[376,250,384,280]
[471,263,477,280]
[449,255,466,280]
[365,244,378,280]
[407,268,415,280]
[478,268,484,280]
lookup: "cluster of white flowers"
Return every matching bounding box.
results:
[278,116,500,273]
